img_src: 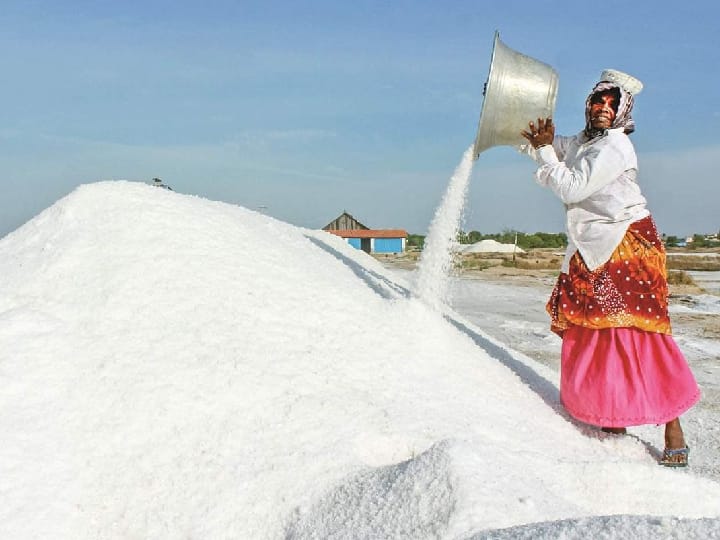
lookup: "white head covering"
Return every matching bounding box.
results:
[600,69,643,95]
[583,69,642,139]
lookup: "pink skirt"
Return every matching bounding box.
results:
[561,326,700,427]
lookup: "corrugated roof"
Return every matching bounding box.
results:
[326,229,408,239]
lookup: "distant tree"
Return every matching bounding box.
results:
[467,230,482,243]
[665,235,679,247]
[498,228,519,245]
[519,234,544,249]
[407,234,425,249]
[534,231,566,248]
[691,234,708,248]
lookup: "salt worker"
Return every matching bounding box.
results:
[519,69,700,467]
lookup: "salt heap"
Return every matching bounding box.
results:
[461,239,525,254]
[1,181,719,539]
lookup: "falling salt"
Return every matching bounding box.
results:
[414,144,475,309]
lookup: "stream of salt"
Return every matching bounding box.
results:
[413,145,475,309]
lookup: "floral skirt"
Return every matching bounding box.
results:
[549,216,700,427]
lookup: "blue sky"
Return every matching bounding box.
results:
[1,0,718,238]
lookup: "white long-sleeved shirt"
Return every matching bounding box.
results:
[521,128,649,272]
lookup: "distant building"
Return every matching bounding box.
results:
[323,212,408,254]
[324,212,369,231]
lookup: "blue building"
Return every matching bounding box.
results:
[323,212,408,254]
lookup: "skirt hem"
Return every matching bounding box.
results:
[561,389,701,428]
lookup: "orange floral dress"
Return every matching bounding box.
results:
[547,215,671,336]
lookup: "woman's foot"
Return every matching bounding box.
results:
[601,427,627,434]
[659,447,689,467]
[661,418,689,467]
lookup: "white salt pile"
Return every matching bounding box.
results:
[1,181,719,539]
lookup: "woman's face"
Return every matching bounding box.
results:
[589,91,617,129]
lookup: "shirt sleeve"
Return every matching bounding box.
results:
[516,135,573,162]
[534,136,634,204]
[550,135,573,161]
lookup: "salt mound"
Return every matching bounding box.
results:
[0,181,525,538]
[467,515,720,540]
[286,439,459,539]
[461,239,525,254]
[1,181,719,539]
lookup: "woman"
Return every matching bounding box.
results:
[520,69,700,467]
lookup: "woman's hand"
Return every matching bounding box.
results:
[521,117,554,149]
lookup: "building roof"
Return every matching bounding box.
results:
[326,229,408,239]
[323,212,369,231]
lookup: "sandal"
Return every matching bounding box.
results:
[659,447,689,468]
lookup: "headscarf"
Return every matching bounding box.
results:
[584,81,636,140]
